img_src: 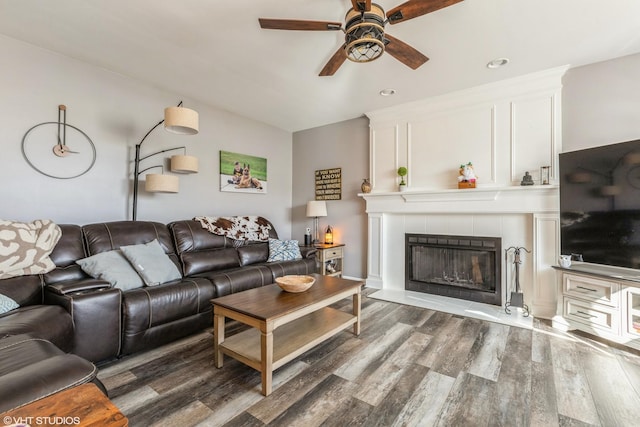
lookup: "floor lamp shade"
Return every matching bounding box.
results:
[145,173,179,193]
[170,155,198,173]
[164,106,199,135]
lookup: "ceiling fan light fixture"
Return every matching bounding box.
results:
[346,35,385,62]
[344,3,386,63]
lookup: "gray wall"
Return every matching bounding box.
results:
[563,52,640,152]
[292,117,369,279]
[0,35,294,237]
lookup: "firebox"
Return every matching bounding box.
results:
[405,234,502,305]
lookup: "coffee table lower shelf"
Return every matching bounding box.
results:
[219,307,356,372]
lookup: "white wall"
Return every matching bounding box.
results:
[563,52,640,151]
[292,118,369,279]
[366,67,566,191]
[0,35,294,237]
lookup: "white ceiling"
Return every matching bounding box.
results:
[1,0,640,132]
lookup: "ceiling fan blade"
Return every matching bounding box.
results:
[319,45,348,76]
[387,0,463,24]
[384,34,429,69]
[259,18,342,31]
[350,0,372,11]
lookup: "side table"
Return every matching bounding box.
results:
[314,243,344,277]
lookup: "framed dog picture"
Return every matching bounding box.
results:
[219,150,267,194]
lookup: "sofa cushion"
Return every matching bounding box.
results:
[0,335,99,413]
[182,249,241,276]
[237,242,269,266]
[83,221,177,254]
[0,293,19,314]
[45,224,88,285]
[123,279,208,329]
[121,239,182,286]
[0,275,43,307]
[267,238,302,262]
[265,257,318,280]
[121,278,214,353]
[76,250,144,291]
[203,265,273,298]
[0,305,74,352]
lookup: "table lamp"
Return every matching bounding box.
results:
[306,201,327,244]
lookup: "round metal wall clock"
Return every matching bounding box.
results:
[21,105,96,179]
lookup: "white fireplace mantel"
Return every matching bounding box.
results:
[360,185,559,215]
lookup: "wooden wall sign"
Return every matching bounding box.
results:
[315,168,341,200]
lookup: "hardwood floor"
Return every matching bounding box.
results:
[98,289,640,426]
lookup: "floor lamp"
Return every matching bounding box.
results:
[132,101,199,221]
[306,200,327,244]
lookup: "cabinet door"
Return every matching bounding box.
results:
[624,287,640,338]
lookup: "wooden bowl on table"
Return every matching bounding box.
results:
[275,275,315,293]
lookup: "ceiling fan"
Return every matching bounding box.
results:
[258,0,463,76]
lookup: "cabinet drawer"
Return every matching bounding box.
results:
[323,247,343,260]
[564,297,619,333]
[564,273,619,307]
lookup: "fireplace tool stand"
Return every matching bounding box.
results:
[505,246,530,317]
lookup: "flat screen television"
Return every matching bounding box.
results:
[560,139,640,270]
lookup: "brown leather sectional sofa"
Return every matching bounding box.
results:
[0,218,317,412]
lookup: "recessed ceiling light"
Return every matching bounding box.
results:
[380,88,396,96]
[487,58,510,69]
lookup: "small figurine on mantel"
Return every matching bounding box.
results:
[458,162,477,189]
[521,171,534,186]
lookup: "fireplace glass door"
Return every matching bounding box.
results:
[406,234,502,305]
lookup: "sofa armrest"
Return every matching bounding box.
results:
[46,278,111,296]
[299,246,317,258]
[45,286,121,362]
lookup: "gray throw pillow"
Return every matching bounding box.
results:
[0,293,19,314]
[76,250,144,291]
[120,239,182,286]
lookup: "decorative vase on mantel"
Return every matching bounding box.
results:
[361,178,372,193]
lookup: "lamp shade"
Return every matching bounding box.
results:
[145,174,179,193]
[164,106,199,135]
[170,155,198,173]
[306,200,327,217]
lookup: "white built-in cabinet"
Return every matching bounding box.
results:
[553,267,640,350]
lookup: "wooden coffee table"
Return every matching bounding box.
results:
[212,274,362,396]
[0,383,128,426]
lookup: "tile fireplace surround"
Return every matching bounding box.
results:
[361,185,560,321]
